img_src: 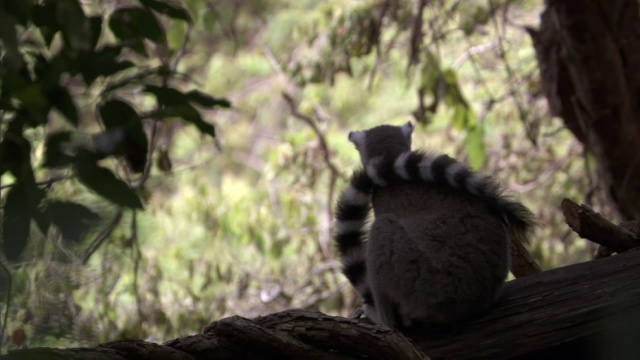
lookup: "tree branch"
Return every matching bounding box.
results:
[82,210,124,265]
[281,93,341,178]
[561,198,640,253]
[0,176,71,191]
[509,236,542,277]
[282,92,344,261]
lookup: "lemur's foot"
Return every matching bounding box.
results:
[352,307,365,319]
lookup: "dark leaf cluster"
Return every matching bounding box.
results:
[0,0,230,261]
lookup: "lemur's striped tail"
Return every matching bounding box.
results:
[333,169,374,304]
[368,151,536,243]
[334,151,535,306]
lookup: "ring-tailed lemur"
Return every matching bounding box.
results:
[334,122,535,328]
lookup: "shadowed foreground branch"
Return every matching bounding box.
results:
[6,251,640,360]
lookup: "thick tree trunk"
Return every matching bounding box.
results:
[6,250,640,360]
[530,0,640,219]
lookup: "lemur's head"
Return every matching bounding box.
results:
[348,122,414,166]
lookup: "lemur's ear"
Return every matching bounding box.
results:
[401,122,414,139]
[348,131,365,149]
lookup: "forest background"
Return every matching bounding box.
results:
[0,0,618,351]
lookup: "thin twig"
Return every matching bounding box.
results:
[281,92,344,289]
[426,0,460,47]
[281,93,341,177]
[366,0,391,91]
[136,120,160,190]
[128,20,195,322]
[508,141,579,193]
[407,0,427,71]
[131,211,144,323]
[82,209,124,265]
[136,23,193,190]
[170,22,192,71]
[0,113,9,351]
[295,261,341,291]
[206,1,239,53]
[102,67,161,95]
[282,92,343,239]
[0,176,71,191]
[452,40,500,70]
[0,259,10,351]
[260,42,283,74]
[488,0,537,146]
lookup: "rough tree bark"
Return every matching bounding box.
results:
[562,198,640,253]
[529,0,640,219]
[6,249,640,360]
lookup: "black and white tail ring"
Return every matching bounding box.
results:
[365,151,535,243]
[334,169,375,304]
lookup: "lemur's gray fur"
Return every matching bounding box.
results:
[334,122,535,328]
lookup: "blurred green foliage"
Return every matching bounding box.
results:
[0,0,617,351]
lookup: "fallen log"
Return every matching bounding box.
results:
[410,249,640,359]
[5,250,640,359]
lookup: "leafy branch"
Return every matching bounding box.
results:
[281,92,344,287]
[0,0,230,344]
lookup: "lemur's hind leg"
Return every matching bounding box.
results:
[366,214,421,328]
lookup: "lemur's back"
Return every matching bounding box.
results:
[368,181,510,326]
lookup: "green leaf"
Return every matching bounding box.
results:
[49,201,100,243]
[127,39,149,57]
[186,90,231,108]
[442,69,468,107]
[109,7,166,45]
[473,6,490,26]
[14,83,48,113]
[464,125,486,170]
[144,85,186,105]
[34,54,61,90]
[79,46,134,84]
[420,50,442,90]
[3,127,37,185]
[33,207,51,237]
[88,16,103,50]
[2,185,32,260]
[451,105,468,130]
[99,99,140,129]
[4,61,51,125]
[50,86,79,126]
[0,9,22,70]
[74,160,144,209]
[49,51,81,79]
[0,147,6,178]
[32,1,60,47]
[459,4,490,36]
[91,130,125,156]
[56,0,92,51]
[98,99,149,172]
[139,0,191,22]
[159,104,216,138]
[43,131,73,168]
[155,148,172,173]
[167,21,187,51]
[1,0,34,25]
[145,85,216,137]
